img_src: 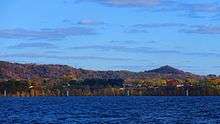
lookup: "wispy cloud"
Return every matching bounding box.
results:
[78,19,105,25]
[69,45,220,57]
[81,0,220,16]
[133,23,186,28]
[105,0,161,7]
[0,52,131,61]
[109,40,156,44]
[69,45,180,54]
[125,22,187,33]
[175,2,220,13]
[80,0,161,7]
[180,25,220,35]
[184,52,220,57]
[109,40,136,44]
[70,45,150,53]
[124,29,148,34]
[9,42,58,49]
[0,27,96,40]
[128,23,220,35]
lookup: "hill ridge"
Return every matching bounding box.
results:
[0,60,199,80]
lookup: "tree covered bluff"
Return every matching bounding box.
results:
[0,61,220,96]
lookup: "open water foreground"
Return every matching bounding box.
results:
[0,96,220,124]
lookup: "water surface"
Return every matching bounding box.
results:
[0,97,220,124]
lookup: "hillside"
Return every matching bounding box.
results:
[0,61,81,80]
[0,61,200,81]
[1,61,220,96]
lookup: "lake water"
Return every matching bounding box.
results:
[0,97,220,124]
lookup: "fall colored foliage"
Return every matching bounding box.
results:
[0,61,220,96]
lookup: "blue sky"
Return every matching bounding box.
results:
[0,0,220,75]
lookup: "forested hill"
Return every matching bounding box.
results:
[1,61,220,96]
[0,61,200,81]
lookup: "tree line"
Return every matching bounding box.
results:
[0,77,220,96]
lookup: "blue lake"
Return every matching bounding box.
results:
[0,97,220,124]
